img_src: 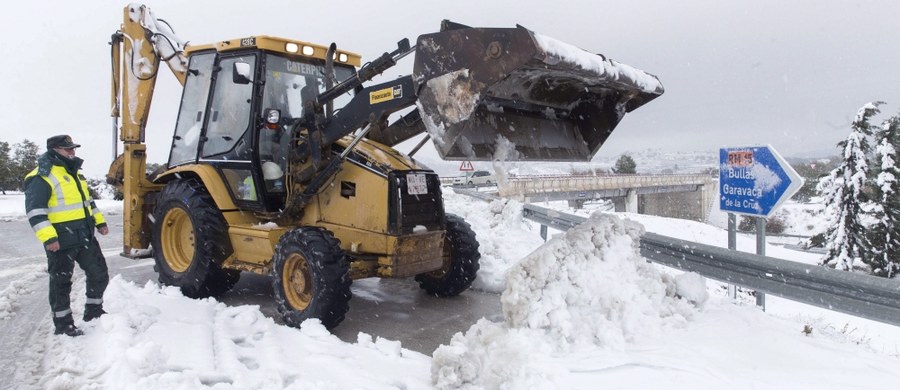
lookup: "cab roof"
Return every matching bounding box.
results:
[184,35,362,67]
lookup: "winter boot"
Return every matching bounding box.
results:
[83,304,107,322]
[53,314,83,337]
[54,324,84,337]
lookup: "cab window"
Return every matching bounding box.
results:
[262,55,356,121]
[169,52,214,166]
[221,168,257,201]
[202,55,256,158]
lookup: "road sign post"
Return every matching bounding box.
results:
[719,145,803,310]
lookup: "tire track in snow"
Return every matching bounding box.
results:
[0,268,50,390]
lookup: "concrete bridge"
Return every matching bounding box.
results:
[496,174,717,221]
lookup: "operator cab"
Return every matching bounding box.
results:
[166,36,360,213]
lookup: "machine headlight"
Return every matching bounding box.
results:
[338,53,348,62]
[285,43,299,53]
[302,46,315,56]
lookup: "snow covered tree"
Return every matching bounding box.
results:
[819,102,879,271]
[0,141,12,194]
[10,139,38,190]
[612,154,637,174]
[866,113,900,278]
[0,139,38,192]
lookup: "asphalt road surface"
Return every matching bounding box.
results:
[0,212,501,386]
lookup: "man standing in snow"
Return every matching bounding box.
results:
[24,135,110,337]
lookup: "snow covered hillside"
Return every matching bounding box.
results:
[0,191,898,389]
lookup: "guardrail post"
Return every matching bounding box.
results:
[756,217,767,311]
[727,213,737,299]
[540,224,548,242]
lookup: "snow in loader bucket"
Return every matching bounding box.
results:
[413,23,663,161]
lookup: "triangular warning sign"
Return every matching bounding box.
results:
[459,161,474,171]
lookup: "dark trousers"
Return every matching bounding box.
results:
[46,238,108,327]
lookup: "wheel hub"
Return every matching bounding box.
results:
[160,207,194,273]
[283,253,312,310]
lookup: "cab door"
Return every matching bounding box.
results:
[201,54,261,207]
[169,51,215,167]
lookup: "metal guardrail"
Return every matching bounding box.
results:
[450,188,502,202]
[519,203,900,327]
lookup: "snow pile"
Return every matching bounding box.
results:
[0,270,42,320]
[502,213,699,349]
[431,213,704,388]
[431,319,567,389]
[40,276,431,389]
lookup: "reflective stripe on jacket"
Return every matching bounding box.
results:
[24,165,106,244]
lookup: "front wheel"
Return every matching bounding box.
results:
[272,227,352,329]
[152,179,240,298]
[415,213,480,297]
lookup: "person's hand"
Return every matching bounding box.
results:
[46,241,60,252]
[98,226,109,235]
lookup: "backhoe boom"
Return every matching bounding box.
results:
[110,4,190,254]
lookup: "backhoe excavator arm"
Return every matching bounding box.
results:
[110,3,189,255]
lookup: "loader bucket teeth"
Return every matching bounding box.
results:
[413,24,663,161]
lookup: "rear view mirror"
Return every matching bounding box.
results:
[233,62,252,84]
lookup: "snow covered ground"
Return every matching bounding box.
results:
[1,190,898,389]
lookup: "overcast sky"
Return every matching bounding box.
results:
[2,0,899,175]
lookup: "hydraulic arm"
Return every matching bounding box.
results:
[110,4,189,254]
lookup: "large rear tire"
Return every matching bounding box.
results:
[272,227,351,329]
[415,213,480,297]
[152,179,239,298]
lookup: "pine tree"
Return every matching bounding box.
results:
[819,102,879,271]
[0,141,12,194]
[612,154,637,174]
[10,139,39,190]
[867,113,900,278]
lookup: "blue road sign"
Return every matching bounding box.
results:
[719,145,803,217]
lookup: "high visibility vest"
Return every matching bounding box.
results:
[242,176,257,201]
[25,165,106,243]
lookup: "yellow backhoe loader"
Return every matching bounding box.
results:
[107,3,663,329]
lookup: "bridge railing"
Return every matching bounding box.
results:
[498,174,714,197]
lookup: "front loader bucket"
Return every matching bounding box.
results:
[413,22,663,161]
